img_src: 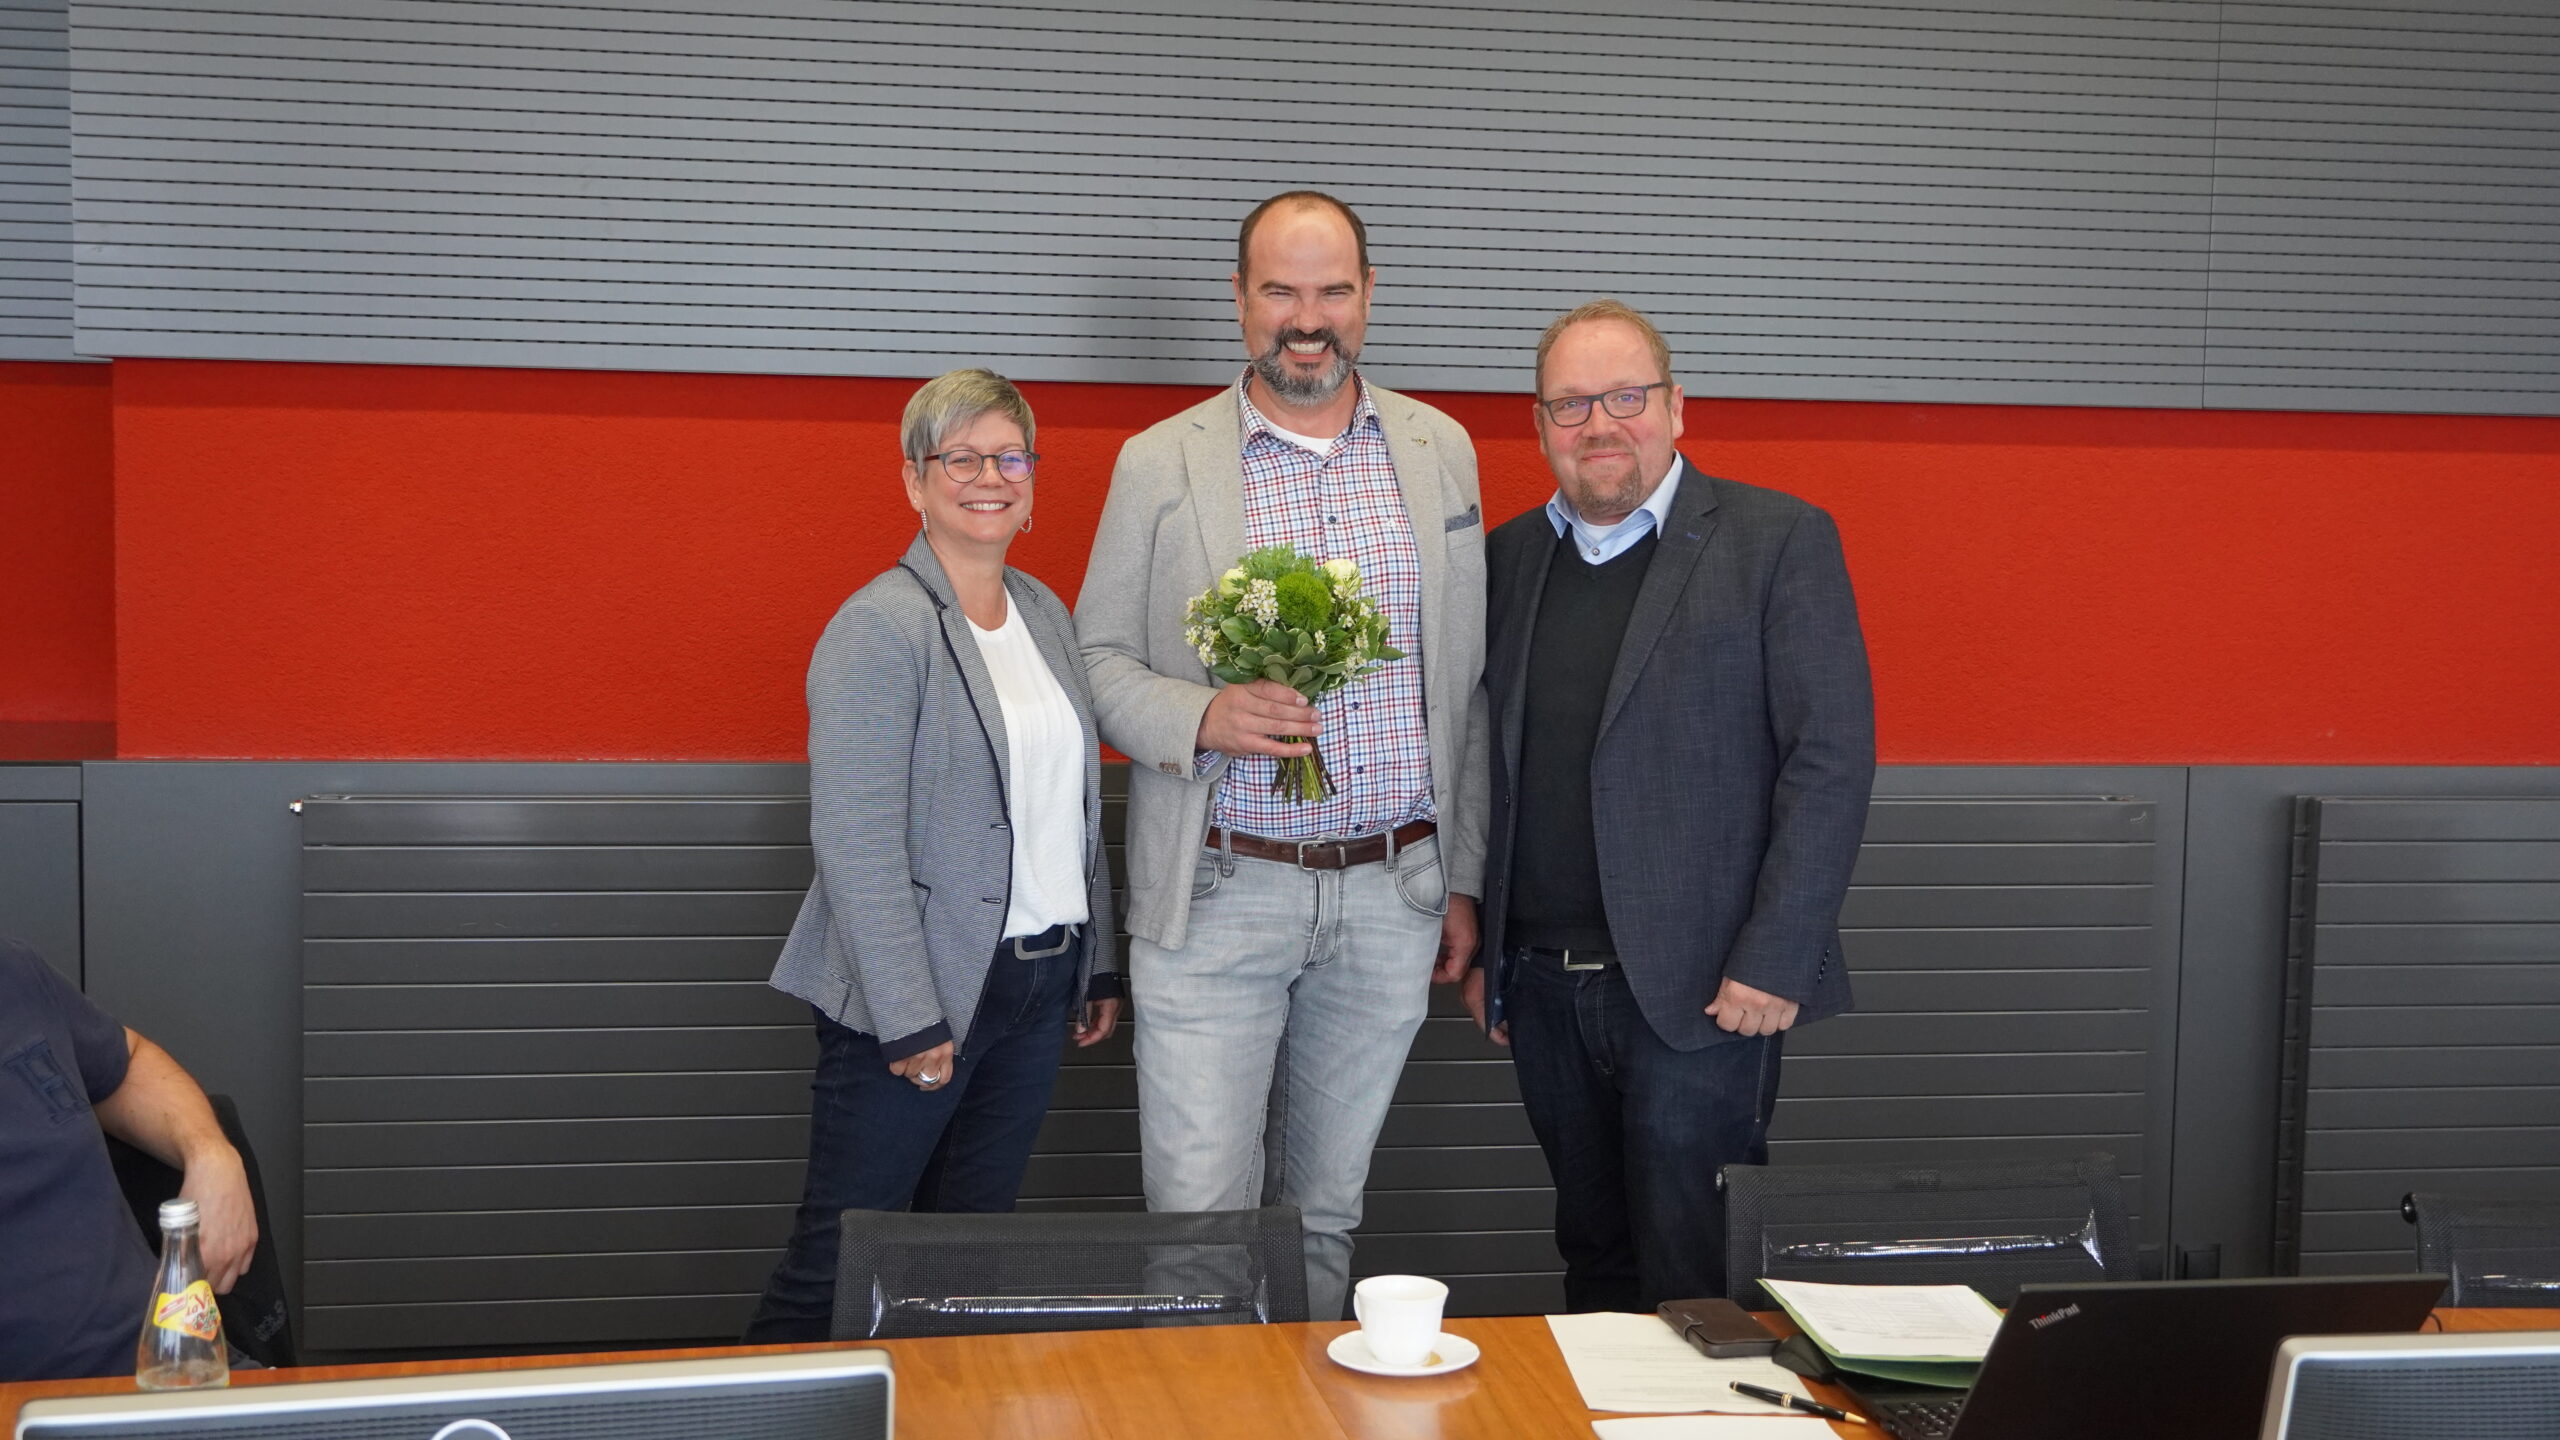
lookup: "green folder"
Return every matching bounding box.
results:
[1764,1281,2001,1390]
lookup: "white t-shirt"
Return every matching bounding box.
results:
[967,600,1091,940]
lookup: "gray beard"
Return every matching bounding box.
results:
[1251,338,1357,407]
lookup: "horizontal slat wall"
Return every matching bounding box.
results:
[306,782,2173,1349]
[2276,797,2560,1276]
[0,0,72,359]
[68,0,2225,405]
[1773,796,2167,1245]
[2204,2,2560,415]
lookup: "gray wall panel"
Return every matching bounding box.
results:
[0,0,73,359]
[2204,3,2560,414]
[2275,795,2560,1276]
[66,0,2223,406]
[2170,766,2560,1282]
[0,797,80,982]
[79,759,2560,1358]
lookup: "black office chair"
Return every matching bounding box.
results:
[107,1092,299,1368]
[1722,1152,2138,1309]
[2402,1191,2560,1308]
[831,1205,1309,1339]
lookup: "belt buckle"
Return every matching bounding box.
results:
[1292,837,1353,870]
[1011,924,1077,960]
[1560,949,1607,972]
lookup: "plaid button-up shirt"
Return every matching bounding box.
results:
[1210,374,1436,841]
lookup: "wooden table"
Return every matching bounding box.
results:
[6,1311,2551,1438]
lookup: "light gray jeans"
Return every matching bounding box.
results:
[1130,831,1447,1321]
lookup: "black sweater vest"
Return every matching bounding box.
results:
[1506,528,1657,953]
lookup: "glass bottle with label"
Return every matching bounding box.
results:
[135,1198,229,1390]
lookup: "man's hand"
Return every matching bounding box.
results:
[181,1147,258,1293]
[1704,976,1799,1036]
[1196,680,1319,758]
[1461,967,1508,1047]
[888,1041,956,1092]
[1072,997,1123,1048]
[1433,893,1480,983]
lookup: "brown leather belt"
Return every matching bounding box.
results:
[1205,819,1437,871]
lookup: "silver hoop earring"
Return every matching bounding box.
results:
[917,508,928,535]
[1020,511,1033,535]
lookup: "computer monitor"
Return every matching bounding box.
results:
[2259,1330,2560,1440]
[14,1348,892,1440]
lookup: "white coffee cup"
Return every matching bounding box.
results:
[1352,1274,1448,1367]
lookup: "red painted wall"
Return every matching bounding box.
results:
[0,363,116,724]
[77,358,2560,763]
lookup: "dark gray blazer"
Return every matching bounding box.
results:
[1478,460,1875,1050]
[768,534,1118,1059]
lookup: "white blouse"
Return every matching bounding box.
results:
[967,600,1091,940]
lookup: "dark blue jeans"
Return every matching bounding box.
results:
[742,944,1078,1342]
[1504,950,1785,1311]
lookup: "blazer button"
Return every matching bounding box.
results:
[1160,761,1182,775]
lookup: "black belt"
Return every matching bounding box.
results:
[1519,945,1617,971]
[1205,819,1437,871]
[1002,922,1079,960]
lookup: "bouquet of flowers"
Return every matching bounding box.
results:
[1184,545,1403,803]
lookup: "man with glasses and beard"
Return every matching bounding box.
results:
[1077,191,1488,1320]
[1460,299,1874,1310]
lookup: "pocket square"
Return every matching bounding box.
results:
[1445,504,1481,532]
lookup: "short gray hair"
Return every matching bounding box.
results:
[901,367,1035,464]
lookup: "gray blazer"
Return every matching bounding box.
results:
[1478,460,1876,1050]
[769,535,1118,1058]
[1075,382,1491,950]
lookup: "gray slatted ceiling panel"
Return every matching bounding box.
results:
[68,0,2220,405]
[0,0,73,359]
[2277,796,2560,1277]
[2205,2,2560,415]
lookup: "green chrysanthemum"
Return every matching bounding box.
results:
[1272,570,1334,632]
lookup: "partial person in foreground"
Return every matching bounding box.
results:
[1075,190,1489,1320]
[1464,299,1876,1310]
[0,937,258,1380]
[747,369,1121,1342]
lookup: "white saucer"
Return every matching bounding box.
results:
[1326,1329,1481,1377]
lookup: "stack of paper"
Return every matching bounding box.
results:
[1544,1312,1818,1414]
[1759,1279,2001,1388]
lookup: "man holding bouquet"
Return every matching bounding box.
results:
[1076,190,1488,1320]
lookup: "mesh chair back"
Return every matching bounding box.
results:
[106,1093,298,1368]
[832,1205,1309,1339]
[2410,1193,2560,1308]
[1722,1153,2137,1310]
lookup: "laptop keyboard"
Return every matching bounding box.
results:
[1874,1396,1968,1440]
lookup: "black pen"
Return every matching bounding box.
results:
[1731,1380,1870,1426]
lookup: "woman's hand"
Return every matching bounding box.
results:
[888,1041,955,1092]
[1071,997,1122,1048]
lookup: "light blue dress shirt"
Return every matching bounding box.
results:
[1543,455,1685,565]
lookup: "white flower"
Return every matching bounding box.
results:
[1244,578,1280,626]
[1218,566,1248,596]
[1322,556,1360,599]
[1196,641,1216,665]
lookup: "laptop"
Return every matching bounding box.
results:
[1802,1275,2446,1440]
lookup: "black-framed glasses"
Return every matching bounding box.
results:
[926,448,1039,482]
[1537,382,1668,427]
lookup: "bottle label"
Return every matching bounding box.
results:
[151,1280,221,1342]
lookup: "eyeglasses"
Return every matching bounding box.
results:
[1537,383,1668,427]
[926,448,1039,483]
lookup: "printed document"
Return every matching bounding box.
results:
[1545,1312,1814,1413]
[1759,1279,2003,1362]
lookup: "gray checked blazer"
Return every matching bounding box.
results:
[1478,460,1876,1050]
[1075,382,1491,950]
[768,534,1118,1059]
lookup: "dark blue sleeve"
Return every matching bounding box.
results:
[1,940,130,1103]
